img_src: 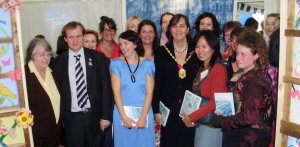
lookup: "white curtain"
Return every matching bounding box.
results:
[20,0,122,56]
[264,0,280,16]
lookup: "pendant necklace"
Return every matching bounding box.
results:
[164,45,194,79]
[124,56,140,83]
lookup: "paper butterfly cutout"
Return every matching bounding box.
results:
[291,90,299,97]
[9,68,22,81]
[1,58,11,66]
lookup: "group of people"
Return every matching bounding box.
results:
[24,11,280,147]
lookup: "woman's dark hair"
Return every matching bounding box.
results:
[99,16,117,34]
[194,30,221,68]
[160,12,174,25]
[166,14,192,44]
[34,34,45,39]
[84,29,100,46]
[119,30,144,56]
[56,35,68,55]
[269,29,279,68]
[26,38,53,63]
[194,12,221,36]
[245,17,258,31]
[230,27,246,39]
[222,21,242,37]
[137,19,159,54]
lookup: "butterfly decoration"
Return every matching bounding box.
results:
[9,68,21,81]
[291,90,300,99]
[1,59,10,67]
[291,84,300,100]
[2,0,23,14]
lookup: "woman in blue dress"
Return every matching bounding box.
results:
[110,30,155,147]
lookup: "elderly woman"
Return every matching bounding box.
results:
[211,29,273,147]
[25,38,61,147]
[97,16,120,60]
[152,14,198,147]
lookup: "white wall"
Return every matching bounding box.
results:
[20,0,123,56]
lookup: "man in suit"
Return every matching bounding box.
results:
[51,21,112,147]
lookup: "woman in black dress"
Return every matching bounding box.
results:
[152,14,198,147]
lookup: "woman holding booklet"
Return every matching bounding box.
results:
[110,30,155,147]
[152,14,198,147]
[181,30,227,147]
[211,29,273,146]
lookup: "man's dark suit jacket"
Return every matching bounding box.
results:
[25,64,62,146]
[51,48,112,135]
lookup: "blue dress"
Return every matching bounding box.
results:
[110,58,155,147]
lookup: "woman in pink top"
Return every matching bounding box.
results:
[97,16,120,147]
[97,16,120,60]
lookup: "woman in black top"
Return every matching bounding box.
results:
[152,14,198,147]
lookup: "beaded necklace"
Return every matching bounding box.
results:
[124,56,140,83]
[174,45,188,54]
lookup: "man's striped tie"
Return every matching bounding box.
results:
[74,54,88,109]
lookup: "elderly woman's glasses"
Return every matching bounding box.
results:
[36,52,52,58]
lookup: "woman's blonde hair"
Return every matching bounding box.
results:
[126,16,142,31]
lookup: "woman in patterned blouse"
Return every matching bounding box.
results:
[211,29,274,147]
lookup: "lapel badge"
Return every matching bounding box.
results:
[88,58,93,66]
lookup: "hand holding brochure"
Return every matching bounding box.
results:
[159,101,170,126]
[122,106,148,128]
[214,93,235,117]
[179,90,202,118]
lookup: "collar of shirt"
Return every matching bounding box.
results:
[28,60,61,123]
[68,47,84,58]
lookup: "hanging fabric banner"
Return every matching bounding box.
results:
[238,2,264,14]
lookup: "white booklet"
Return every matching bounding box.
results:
[214,92,235,117]
[122,106,148,128]
[179,90,202,118]
[159,101,170,126]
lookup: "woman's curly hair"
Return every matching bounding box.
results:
[237,29,269,69]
